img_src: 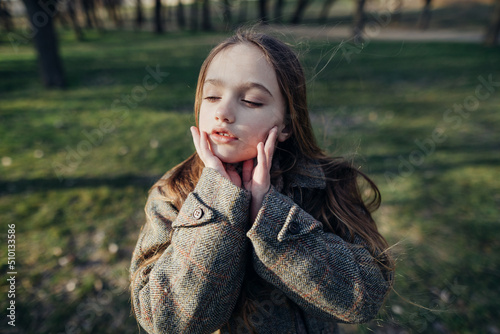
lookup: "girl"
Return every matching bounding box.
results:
[130,30,394,334]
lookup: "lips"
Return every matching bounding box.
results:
[210,127,238,143]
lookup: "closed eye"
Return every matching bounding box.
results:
[204,96,220,102]
[242,99,263,107]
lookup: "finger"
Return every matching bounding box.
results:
[191,126,201,153]
[256,142,267,175]
[264,127,278,166]
[264,127,277,155]
[255,142,272,196]
[199,131,214,158]
[267,125,278,142]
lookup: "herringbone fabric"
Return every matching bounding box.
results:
[130,161,392,334]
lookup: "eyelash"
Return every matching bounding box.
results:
[204,96,220,102]
[242,99,263,107]
[204,97,263,107]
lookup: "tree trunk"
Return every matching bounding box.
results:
[201,0,212,31]
[291,0,309,24]
[82,0,93,28]
[21,0,66,88]
[81,0,102,30]
[177,0,186,29]
[55,8,71,29]
[353,0,366,44]
[155,0,164,33]
[67,0,84,41]
[238,0,247,23]
[417,0,432,30]
[105,0,123,28]
[190,0,199,30]
[485,0,500,46]
[165,4,173,26]
[318,0,337,24]
[222,0,231,29]
[274,0,284,22]
[258,0,267,23]
[113,1,122,28]
[135,0,144,29]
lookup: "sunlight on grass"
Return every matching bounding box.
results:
[1,28,499,333]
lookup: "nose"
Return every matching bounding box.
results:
[215,99,235,124]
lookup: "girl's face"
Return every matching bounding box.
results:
[198,43,289,164]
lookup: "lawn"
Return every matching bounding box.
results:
[0,27,499,333]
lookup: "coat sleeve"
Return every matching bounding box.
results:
[130,168,251,334]
[246,186,393,324]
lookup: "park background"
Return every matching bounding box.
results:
[1,0,499,333]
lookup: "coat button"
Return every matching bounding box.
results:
[288,222,300,234]
[193,208,204,220]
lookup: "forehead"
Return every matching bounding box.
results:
[205,43,279,90]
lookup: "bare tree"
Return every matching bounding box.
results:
[155,0,164,33]
[190,0,199,30]
[21,0,66,88]
[177,0,186,29]
[258,0,268,23]
[290,0,309,24]
[417,0,432,30]
[274,0,284,22]
[318,0,338,24]
[238,0,247,23]
[54,6,71,29]
[222,0,231,29]
[103,0,123,28]
[353,0,366,44]
[81,0,102,30]
[135,0,144,29]
[66,0,83,41]
[485,0,500,46]
[201,0,212,30]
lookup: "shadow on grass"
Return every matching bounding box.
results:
[0,174,162,196]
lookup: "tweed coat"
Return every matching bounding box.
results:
[130,159,393,334]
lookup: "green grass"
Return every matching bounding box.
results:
[1,27,500,333]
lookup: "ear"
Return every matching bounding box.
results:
[277,124,292,142]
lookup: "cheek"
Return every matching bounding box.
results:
[246,114,284,142]
[198,106,210,129]
[248,127,272,145]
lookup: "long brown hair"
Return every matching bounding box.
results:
[131,29,394,333]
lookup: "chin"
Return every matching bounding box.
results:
[216,155,244,164]
[214,152,255,164]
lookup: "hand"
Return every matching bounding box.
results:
[190,126,242,187]
[242,126,278,222]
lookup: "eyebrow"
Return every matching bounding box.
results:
[204,78,273,98]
